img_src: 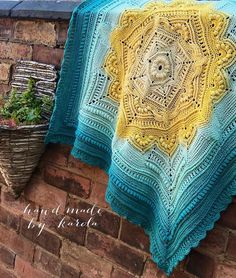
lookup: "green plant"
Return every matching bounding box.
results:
[0,78,53,126]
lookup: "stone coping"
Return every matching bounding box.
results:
[0,1,81,20]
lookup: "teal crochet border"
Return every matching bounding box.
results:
[47,124,236,275]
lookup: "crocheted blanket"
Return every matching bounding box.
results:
[46,0,236,275]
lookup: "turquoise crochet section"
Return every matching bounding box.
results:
[45,0,236,275]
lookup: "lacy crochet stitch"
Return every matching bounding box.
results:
[46,0,236,275]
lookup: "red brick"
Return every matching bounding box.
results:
[1,186,39,219]
[61,263,81,278]
[0,243,15,268]
[186,250,214,278]
[198,226,228,255]
[57,21,69,45]
[142,260,164,278]
[86,230,145,275]
[0,41,32,60]
[0,224,34,262]
[67,196,119,237]
[15,256,53,278]
[120,219,150,252]
[33,45,64,68]
[24,175,67,210]
[40,212,86,246]
[170,270,194,278]
[66,196,97,221]
[42,143,70,167]
[57,216,86,245]
[0,205,20,231]
[14,20,56,46]
[111,268,136,278]
[0,265,16,278]
[21,218,61,256]
[215,262,236,278]
[93,209,120,238]
[226,233,236,259]
[0,62,12,82]
[44,166,91,198]
[90,181,109,208]
[34,247,61,276]
[177,258,188,271]
[61,240,112,278]
[218,203,236,229]
[68,155,95,180]
[0,18,14,39]
[94,167,109,184]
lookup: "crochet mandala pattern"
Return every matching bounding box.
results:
[105,1,235,154]
[46,0,236,275]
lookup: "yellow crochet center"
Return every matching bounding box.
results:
[104,0,236,155]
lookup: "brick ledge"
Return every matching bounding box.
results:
[0,1,81,20]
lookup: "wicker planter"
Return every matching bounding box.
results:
[0,124,48,197]
[0,60,57,198]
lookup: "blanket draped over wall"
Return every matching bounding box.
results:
[45,0,236,275]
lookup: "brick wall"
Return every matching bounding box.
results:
[0,17,236,278]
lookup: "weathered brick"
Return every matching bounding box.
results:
[40,212,86,246]
[68,155,95,180]
[94,167,109,185]
[0,205,20,231]
[120,219,150,252]
[186,250,214,278]
[0,224,34,262]
[142,260,164,278]
[0,18,13,39]
[57,21,69,45]
[218,203,236,230]
[177,258,188,271]
[111,268,136,278]
[24,175,67,210]
[15,256,53,278]
[93,209,120,238]
[86,230,145,275]
[198,226,228,255]
[14,20,56,47]
[0,42,32,60]
[44,166,91,198]
[215,262,236,278]
[226,233,236,259]
[61,263,81,278]
[42,143,71,167]
[90,181,109,208]
[1,187,39,220]
[21,218,61,256]
[67,196,119,237]
[34,247,61,276]
[170,270,194,278]
[0,243,15,268]
[33,45,64,68]
[0,265,16,278]
[66,196,97,222]
[0,63,12,82]
[61,240,112,278]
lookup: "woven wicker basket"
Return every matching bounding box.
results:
[0,124,48,197]
[0,60,57,198]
